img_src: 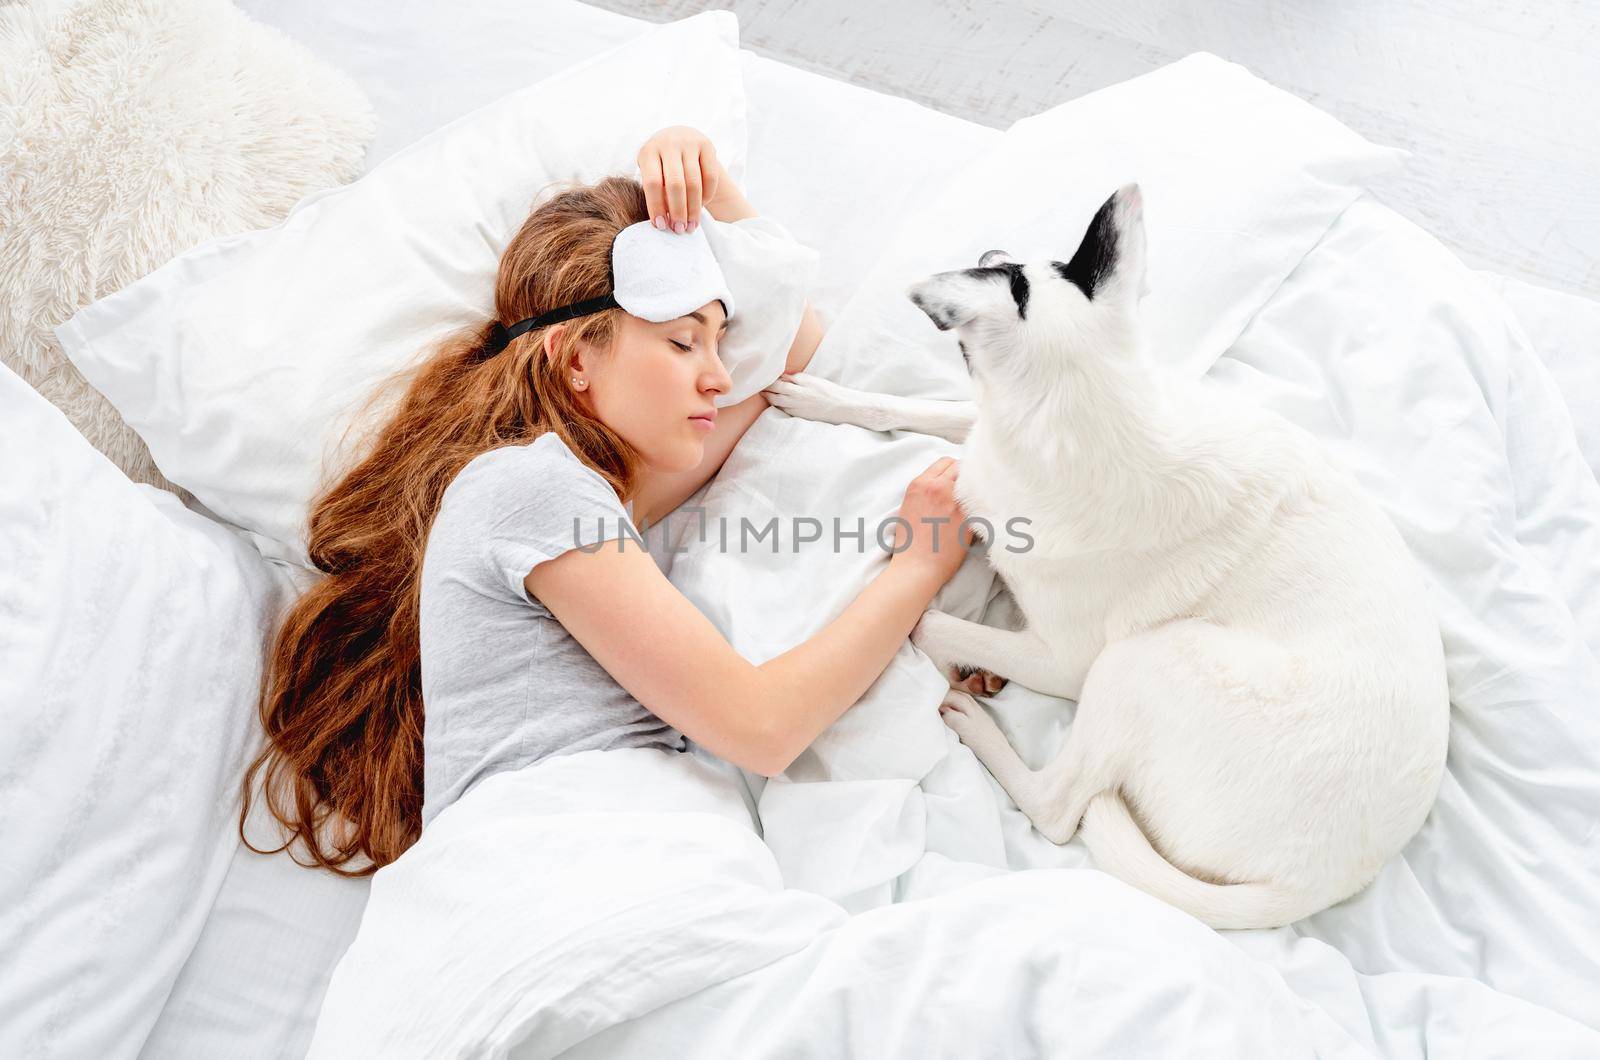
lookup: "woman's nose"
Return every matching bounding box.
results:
[703,350,733,394]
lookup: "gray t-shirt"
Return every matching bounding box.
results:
[419,432,687,827]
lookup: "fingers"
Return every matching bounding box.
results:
[917,455,970,534]
[699,142,721,215]
[639,128,719,232]
[682,149,703,230]
[639,150,666,230]
[662,151,687,233]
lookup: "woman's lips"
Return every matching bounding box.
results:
[689,413,716,431]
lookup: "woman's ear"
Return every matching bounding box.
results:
[546,323,604,396]
[544,322,596,378]
[542,323,566,368]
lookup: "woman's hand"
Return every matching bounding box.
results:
[636,125,726,234]
[888,457,977,586]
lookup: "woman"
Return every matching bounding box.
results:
[241,125,973,875]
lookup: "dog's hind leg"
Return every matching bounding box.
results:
[913,610,1089,700]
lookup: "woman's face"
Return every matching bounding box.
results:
[561,299,733,473]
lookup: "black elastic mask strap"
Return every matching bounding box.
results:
[483,292,621,357]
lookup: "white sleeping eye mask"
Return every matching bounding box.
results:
[610,219,737,323]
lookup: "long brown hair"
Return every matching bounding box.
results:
[240,175,650,875]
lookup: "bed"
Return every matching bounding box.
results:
[6,1,1599,1056]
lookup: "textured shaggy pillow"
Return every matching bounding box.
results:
[0,0,375,489]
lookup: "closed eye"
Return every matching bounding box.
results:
[670,340,693,352]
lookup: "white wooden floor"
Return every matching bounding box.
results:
[590,0,1600,298]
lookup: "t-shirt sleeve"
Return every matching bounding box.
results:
[449,439,637,612]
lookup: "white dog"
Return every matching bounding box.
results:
[764,185,1450,930]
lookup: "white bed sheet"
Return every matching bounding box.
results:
[1479,272,1600,479]
[148,2,1600,1056]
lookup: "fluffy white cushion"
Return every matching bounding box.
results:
[54,10,771,569]
[809,52,1406,398]
[0,0,375,490]
[0,361,296,1058]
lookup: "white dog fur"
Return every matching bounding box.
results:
[764,184,1450,930]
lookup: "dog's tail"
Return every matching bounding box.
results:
[1079,791,1317,930]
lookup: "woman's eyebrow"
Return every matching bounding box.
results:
[685,310,731,333]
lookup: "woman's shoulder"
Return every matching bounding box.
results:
[448,433,574,494]
[442,433,630,522]
[455,430,565,477]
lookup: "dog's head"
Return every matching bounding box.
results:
[906,183,1149,383]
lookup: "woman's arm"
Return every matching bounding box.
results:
[526,459,968,776]
[701,176,825,376]
[785,304,825,375]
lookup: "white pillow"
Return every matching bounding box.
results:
[0,361,295,1059]
[808,52,1408,398]
[54,11,761,569]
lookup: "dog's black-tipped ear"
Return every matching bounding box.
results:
[1054,183,1145,302]
[908,287,967,331]
[1054,190,1120,299]
[908,267,1019,330]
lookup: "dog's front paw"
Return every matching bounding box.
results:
[763,373,888,430]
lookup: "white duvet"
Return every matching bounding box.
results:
[307,186,1600,1056]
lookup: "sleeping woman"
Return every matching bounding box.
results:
[240,125,974,874]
